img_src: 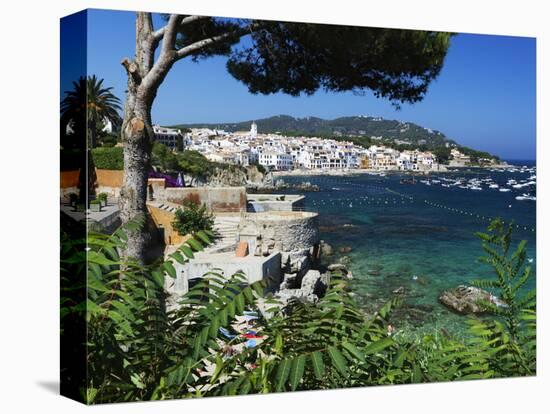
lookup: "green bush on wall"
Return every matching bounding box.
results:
[92,147,124,170]
[172,200,215,236]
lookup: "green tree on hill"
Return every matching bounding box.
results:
[433,146,452,164]
[152,142,179,171]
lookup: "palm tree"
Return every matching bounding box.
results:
[61,76,122,200]
[61,75,122,148]
[86,75,122,148]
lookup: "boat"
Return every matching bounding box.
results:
[515,193,536,201]
[499,188,511,192]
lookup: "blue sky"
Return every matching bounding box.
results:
[67,9,536,160]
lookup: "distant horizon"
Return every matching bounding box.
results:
[80,9,536,160]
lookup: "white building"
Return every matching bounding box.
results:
[368,145,399,170]
[397,151,418,171]
[259,151,293,171]
[250,121,258,139]
[153,125,183,150]
[179,125,443,173]
[449,148,471,167]
[417,151,435,170]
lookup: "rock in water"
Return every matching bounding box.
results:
[439,285,504,314]
[320,241,333,257]
[338,246,353,254]
[275,269,330,307]
[327,263,353,280]
[301,270,323,296]
[392,286,406,295]
[280,273,298,290]
[339,256,351,265]
[327,263,347,272]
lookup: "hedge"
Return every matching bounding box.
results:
[92,147,124,170]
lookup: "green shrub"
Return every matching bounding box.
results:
[61,216,535,403]
[177,150,216,176]
[69,218,403,402]
[91,147,124,170]
[172,200,215,236]
[97,193,108,203]
[250,162,266,174]
[152,142,179,171]
[98,133,119,148]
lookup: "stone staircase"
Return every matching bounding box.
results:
[147,200,242,253]
[207,215,241,252]
[148,201,179,214]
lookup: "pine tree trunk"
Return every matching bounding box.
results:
[118,12,175,263]
[119,83,154,262]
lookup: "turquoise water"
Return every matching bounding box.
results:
[280,162,536,339]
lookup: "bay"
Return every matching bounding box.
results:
[279,160,536,339]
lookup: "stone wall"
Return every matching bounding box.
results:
[239,211,319,252]
[166,251,281,308]
[146,203,189,246]
[95,169,124,198]
[246,194,305,212]
[150,182,247,213]
[238,211,320,283]
[164,210,322,308]
[60,170,80,198]
[60,170,80,189]
[448,160,469,168]
[93,172,246,213]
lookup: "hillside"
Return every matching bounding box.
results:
[171,115,497,162]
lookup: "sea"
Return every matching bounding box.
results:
[278,160,536,340]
